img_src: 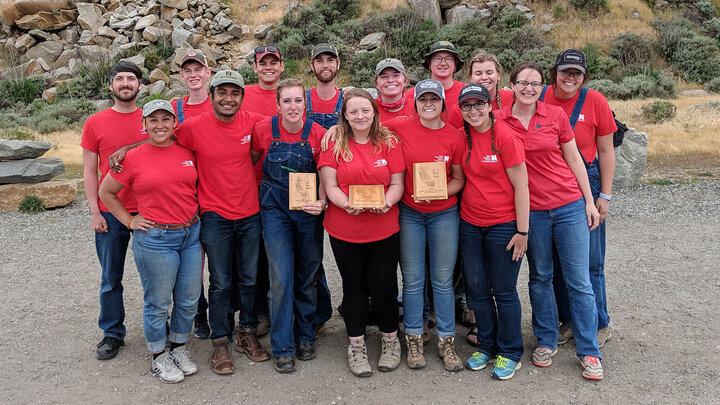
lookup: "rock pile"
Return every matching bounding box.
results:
[408,0,537,27]
[0,139,76,210]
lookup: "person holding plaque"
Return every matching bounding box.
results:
[317,88,405,378]
[456,84,529,380]
[383,79,465,372]
[250,78,327,374]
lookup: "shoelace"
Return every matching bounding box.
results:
[350,344,367,364]
[382,339,400,359]
[441,338,460,362]
[407,337,422,356]
[584,356,600,367]
[495,356,510,368]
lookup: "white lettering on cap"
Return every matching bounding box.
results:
[419,81,438,89]
[566,55,581,61]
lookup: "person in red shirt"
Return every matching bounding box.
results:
[404,41,466,111]
[81,61,146,361]
[496,61,603,380]
[456,84,529,380]
[384,79,465,372]
[99,100,201,384]
[540,49,617,349]
[318,88,405,377]
[172,51,213,124]
[250,78,327,374]
[373,58,414,122]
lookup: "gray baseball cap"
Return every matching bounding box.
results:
[311,43,339,59]
[210,70,245,88]
[375,58,405,76]
[414,79,445,100]
[142,99,176,118]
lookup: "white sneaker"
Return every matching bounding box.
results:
[170,347,197,375]
[150,352,185,383]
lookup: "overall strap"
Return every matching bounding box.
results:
[569,87,590,168]
[176,98,185,124]
[271,115,281,139]
[305,89,313,114]
[538,86,548,102]
[333,90,344,115]
[300,118,315,140]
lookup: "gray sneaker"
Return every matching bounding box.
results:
[378,336,401,372]
[347,340,372,377]
[558,322,573,345]
[170,347,197,376]
[597,326,612,348]
[151,352,184,383]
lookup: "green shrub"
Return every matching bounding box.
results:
[365,8,438,67]
[440,18,492,61]
[60,63,112,100]
[622,72,676,98]
[347,49,385,88]
[520,46,557,77]
[572,0,608,13]
[582,44,620,80]
[0,127,33,140]
[553,4,564,17]
[671,35,720,82]
[493,7,528,30]
[696,0,718,20]
[652,17,696,59]
[35,118,67,134]
[237,65,259,86]
[143,45,174,72]
[276,32,309,61]
[137,93,171,108]
[114,45,141,62]
[641,100,677,123]
[313,0,361,26]
[327,19,366,43]
[0,75,48,108]
[18,195,45,214]
[28,98,96,132]
[611,33,654,67]
[496,49,520,72]
[587,79,631,99]
[705,76,720,92]
[282,59,301,76]
[704,17,720,40]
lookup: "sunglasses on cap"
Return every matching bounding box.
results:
[255,46,279,54]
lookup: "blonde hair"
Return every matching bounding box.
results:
[332,88,399,164]
[467,49,504,108]
[275,78,305,105]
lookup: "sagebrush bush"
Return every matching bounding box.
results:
[28,98,97,133]
[705,76,720,92]
[347,49,385,88]
[572,0,608,13]
[313,0,361,26]
[520,46,557,77]
[364,8,438,67]
[611,33,654,67]
[275,32,308,61]
[0,75,47,108]
[641,100,677,123]
[18,195,45,214]
[58,64,112,100]
[652,17,696,59]
[704,17,720,40]
[327,19,365,43]
[671,35,720,82]
[440,18,492,62]
[587,79,630,99]
[587,72,675,99]
[237,65,259,87]
[696,0,718,21]
[142,44,174,72]
[582,44,620,80]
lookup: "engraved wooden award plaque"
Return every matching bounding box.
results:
[289,172,317,210]
[413,161,448,202]
[349,185,385,209]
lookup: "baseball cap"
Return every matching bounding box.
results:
[181,50,208,68]
[375,58,405,76]
[458,84,491,104]
[423,41,464,72]
[555,48,588,74]
[210,70,245,88]
[414,79,445,100]
[311,43,339,59]
[142,99,176,118]
[254,45,282,62]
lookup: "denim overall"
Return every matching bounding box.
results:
[260,116,325,357]
[305,89,344,130]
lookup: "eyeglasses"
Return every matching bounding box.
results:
[254,45,279,54]
[431,56,455,64]
[558,70,584,79]
[514,80,543,89]
[460,102,489,111]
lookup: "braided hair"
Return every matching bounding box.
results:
[464,110,499,164]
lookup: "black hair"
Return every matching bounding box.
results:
[463,110,498,164]
[209,84,244,98]
[108,61,142,84]
[547,65,590,86]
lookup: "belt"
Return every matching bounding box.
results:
[151,215,199,230]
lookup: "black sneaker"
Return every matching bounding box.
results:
[96,337,124,360]
[194,317,210,339]
[296,342,316,361]
[274,356,296,373]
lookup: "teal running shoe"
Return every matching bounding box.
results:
[465,351,495,371]
[491,356,521,380]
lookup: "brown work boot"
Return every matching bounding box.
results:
[405,334,426,369]
[438,336,463,372]
[209,336,234,375]
[233,328,270,362]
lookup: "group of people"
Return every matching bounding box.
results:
[82,40,616,383]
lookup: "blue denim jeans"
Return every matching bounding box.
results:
[96,210,133,340]
[460,219,524,362]
[527,198,601,359]
[200,211,261,340]
[399,203,458,337]
[554,161,609,329]
[262,206,324,357]
[133,221,202,352]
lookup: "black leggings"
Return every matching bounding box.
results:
[329,233,399,337]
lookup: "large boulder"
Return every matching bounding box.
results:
[613,128,648,188]
[22,41,63,64]
[171,26,192,48]
[76,2,105,32]
[359,32,385,50]
[143,26,172,42]
[14,0,76,15]
[158,0,187,10]
[0,180,77,211]
[14,34,37,53]
[0,0,21,28]
[15,9,78,30]
[135,14,159,30]
[0,141,52,161]
[408,0,442,28]
[0,158,65,184]
[77,45,109,64]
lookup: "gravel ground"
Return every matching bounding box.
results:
[1,179,719,404]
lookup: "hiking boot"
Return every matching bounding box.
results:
[314,321,329,335]
[532,347,557,367]
[233,328,270,362]
[274,356,296,373]
[347,340,372,377]
[151,351,184,383]
[597,326,612,348]
[466,351,495,371]
[209,336,234,375]
[491,356,521,380]
[378,335,401,372]
[438,336,463,372]
[296,341,316,361]
[405,334,426,369]
[581,355,604,380]
[256,316,270,338]
[96,337,124,360]
[422,323,431,344]
[558,322,573,345]
[193,316,210,340]
[170,346,197,376]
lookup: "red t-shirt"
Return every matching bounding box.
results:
[175,110,265,220]
[252,117,325,162]
[308,88,340,113]
[460,121,525,227]
[495,101,583,211]
[109,142,198,224]
[171,95,212,122]
[540,86,617,163]
[375,97,415,123]
[81,107,146,212]
[317,138,405,243]
[447,89,514,128]
[404,79,466,111]
[384,117,465,213]
[238,84,279,185]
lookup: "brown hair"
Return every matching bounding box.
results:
[547,66,591,86]
[463,110,499,164]
[275,78,305,105]
[466,49,505,109]
[509,61,545,85]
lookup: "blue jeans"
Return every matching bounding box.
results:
[133,222,202,352]
[460,219,524,362]
[200,211,261,340]
[96,210,133,340]
[527,198,601,359]
[554,161,609,329]
[262,206,324,357]
[399,203,458,337]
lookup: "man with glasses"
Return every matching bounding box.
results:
[405,41,467,110]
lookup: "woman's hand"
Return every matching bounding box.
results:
[320,125,339,152]
[302,200,325,216]
[371,201,393,215]
[586,202,600,231]
[342,202,364,216]
[128,214,154,231]
[109,148,127,173]
[596,197,609,223]
[506,233,528,262]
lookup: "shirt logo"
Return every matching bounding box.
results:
[373,159,388,167]
[241,134,251,144]
[434,155,450,163]
[578,114,585,122]
[481,154,498,163]
[181,160,195,167]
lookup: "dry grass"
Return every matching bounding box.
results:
[227,0,295,27]
[361,0,409,16]
[36,130,84,166]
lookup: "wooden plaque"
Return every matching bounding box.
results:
[349,185,385,209]
[289,172,317,210]
[413,161,448,202]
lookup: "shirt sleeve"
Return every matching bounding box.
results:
[556,108,576,144]
[108,153,134,186]
[447,105,464,129]
[80,117,98,153]
[386,141,405,174]
[317,142,338,170]
[174,120,194,151]
[496,122,525,168]
[450,130,465,165]
[592,91,618,137]
[251,122,267,153]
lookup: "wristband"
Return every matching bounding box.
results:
[319,198,328,211]
[516,230,528,236]
[126,215,134,229]
[599,192,612,201]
